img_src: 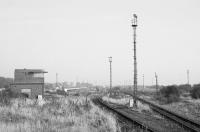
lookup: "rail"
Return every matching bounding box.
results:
[124,92,200,132]
[93,97,160,132]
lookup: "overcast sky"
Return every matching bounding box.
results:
[0,0,200,86]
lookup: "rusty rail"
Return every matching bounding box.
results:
[124,92,200,132]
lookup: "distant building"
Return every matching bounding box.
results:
[10,69,47,98]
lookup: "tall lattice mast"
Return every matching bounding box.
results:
[132,14,138,107]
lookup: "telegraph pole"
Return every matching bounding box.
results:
[155,72,158,95]
[132,14,138,107]
[187,70,190,85]
[143,74,144,90]
[56,73,58,88]
[108,57,112,96]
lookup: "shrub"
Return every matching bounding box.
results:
[178,84,191,94]
[190,84,200,99]
[158,85,180,104]
[56,89,67,95]
[0,77,13,88]
[0,89,21,105]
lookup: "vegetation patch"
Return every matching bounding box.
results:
[190,84,200,99]
[0,89,27,106]
[162,99,200,122]
[156,85,180,104]
[0,111,27,123]
[177,84,191,94]
[0,96,119,132]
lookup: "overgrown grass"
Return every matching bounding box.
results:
[0,96,120,132]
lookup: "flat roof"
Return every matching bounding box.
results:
[10,83,44,85]
[15,69,48,73]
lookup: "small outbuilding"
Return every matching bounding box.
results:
[10,69,47,98]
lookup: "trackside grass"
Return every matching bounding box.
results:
[0,96,120,132]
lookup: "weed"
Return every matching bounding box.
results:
[0,96,120,132]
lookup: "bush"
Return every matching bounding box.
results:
[56,89,67,95]
[0,77,13,88]
[0,89,22,105]
[190,84,200,99]
[158,85,180,104]
[178,84,192,94]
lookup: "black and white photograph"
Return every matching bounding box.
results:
[0,0,200,132]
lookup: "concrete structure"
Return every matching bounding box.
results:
[10,69,47,98]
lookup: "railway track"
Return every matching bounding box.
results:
[124,92,200,132]
[93,97,163,132]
